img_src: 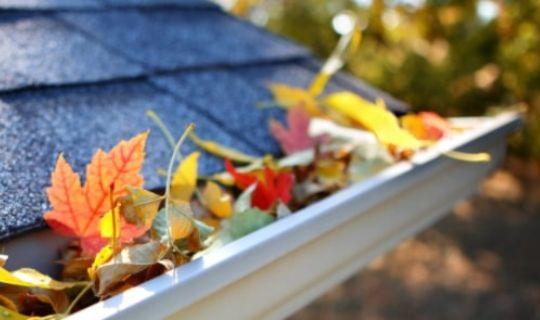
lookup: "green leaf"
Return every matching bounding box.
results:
[151,208,170,243]
[222,208,274,242]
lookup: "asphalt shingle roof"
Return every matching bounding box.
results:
[0,0,408,240]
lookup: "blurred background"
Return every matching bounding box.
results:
[217,0,540,319]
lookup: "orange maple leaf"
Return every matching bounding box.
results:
[44,132,149,255]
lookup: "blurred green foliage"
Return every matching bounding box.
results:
[237,0,540,158]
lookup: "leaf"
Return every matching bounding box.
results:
[201,182,232,219]
[27,289,69,314]
[44,132,150,256]
[276,149,315,168]
[269,105,322,155]
[419,111,451,140]
[324,92,422,151]
[225,160,294,210]
[118,187,162,228]
[99,209,120,240]
[268,83,322,116]
[401,112,451,141]
[87,245,115,280]
[0,306,28,320]
[171,152,199,202]
[308,118,381,158]
[0,268,83,290]
[347,154,391,182]
[221,208,274,242]
[400,114,427,140]
[315,159,347,186]
[152,203,193,243]
[94,241,166,296]
[276,201,292,219]
[189,132,259,164]
[233,183,257,213]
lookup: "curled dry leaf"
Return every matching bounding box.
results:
[94,241,167,296]
[119,187,162,228]
[19,288,69,315]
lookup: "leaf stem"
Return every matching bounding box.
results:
[443,150,491,162]
[165,124,195,252]
[146,110,176,151]
[109,183,118,251]
[65,282,93,315]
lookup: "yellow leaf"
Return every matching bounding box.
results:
[99,209,120,240]
[324,92,422,150]
[0,268,82,290]
[0,306,28,320]
[171,152,200,202]
[88,245,115,280]
[269,83,322,116]
[119,187,162,228]
[316,159,347,185]
[169,203,194,241]
[189,133,259,164]
[202,182,232,219]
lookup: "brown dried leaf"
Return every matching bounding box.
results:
[94,241,164,296]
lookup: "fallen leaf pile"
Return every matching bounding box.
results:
[0,47,491,320]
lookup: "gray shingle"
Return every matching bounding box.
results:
[0,0,102,9]
[152,69,284,154]
[151,63,348,154]
[0,80,258,239]
[100,0,215,8]
[0,13,145,92]
[57,9,309,70]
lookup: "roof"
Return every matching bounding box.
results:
[0,0,408,240]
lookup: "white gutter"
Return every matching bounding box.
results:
[69,112,521,320]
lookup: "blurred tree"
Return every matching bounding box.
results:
[224,0,540,158]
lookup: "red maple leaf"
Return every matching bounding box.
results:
[269,105,322,155]
[225,160,294,211]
